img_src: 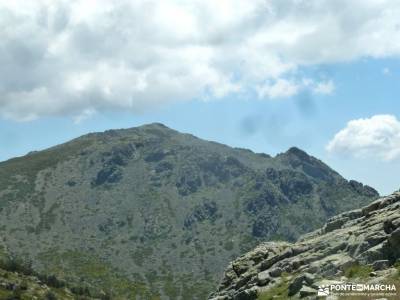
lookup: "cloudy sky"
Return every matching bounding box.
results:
[1,0,400,194]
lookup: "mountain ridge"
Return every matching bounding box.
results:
[0,123,378,299]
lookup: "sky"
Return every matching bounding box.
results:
[1,0,400,195]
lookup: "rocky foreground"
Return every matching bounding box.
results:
[210,192,400,299]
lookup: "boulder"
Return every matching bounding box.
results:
[269,267,282,278]
[257,271,270,286]
[372,260,389,271]
[324,218,347,233]
[358,242,386,264]
[369,271,377,277]
[388,227,400,249]
[303,273,315,285]
[362,199,381,216]
[299,286,317,297]
[233,287,257,300]
[288,275,304,296]
[366,234,387,247]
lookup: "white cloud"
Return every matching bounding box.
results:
[257,78,334,99]
[73,108,96,124]
[326,115,400,161]
[312,80,335,95]
[257,79,300,99]
[0,0,400,120]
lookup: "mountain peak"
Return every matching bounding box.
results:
[138,122,170,129]
[275,146,340,182]
[285,146,310,158]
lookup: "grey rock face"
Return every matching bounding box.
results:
[372,260,389,271]
[210,192,400,300]
[257,270,270,286]
[288,274,306,296]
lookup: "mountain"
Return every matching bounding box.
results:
[0,123,378,299]
[210,192,400,300]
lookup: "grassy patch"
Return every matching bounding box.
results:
[258,273,290,300]
[344,263,373,279]
[390,261,400,280]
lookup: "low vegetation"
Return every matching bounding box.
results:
[258,273,290,300]
[0,255,97,299]
[344,262,373,279]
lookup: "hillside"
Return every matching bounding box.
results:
[0,123,378,299]
[0,266,98,300]
[210,192,400,299]
[0,247,97,300]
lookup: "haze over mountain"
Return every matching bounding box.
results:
[0,123,378,299]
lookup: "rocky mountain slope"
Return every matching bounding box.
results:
[0,123,378,299]
[210,192,400,299]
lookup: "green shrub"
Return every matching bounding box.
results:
[100,291,112,300]
[38,274,65,288]
[71,286,91,297]
[19,281,28,290]
[0,257,34,276]
[44,291,57,300]
[344,263,373,279]
[6,289,22,300]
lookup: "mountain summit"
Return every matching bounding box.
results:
[0,123,378,298]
